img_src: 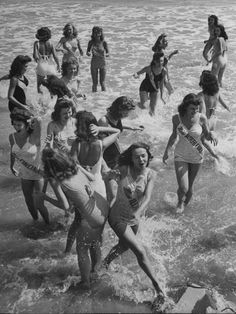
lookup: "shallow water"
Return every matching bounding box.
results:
[0,0,236,312]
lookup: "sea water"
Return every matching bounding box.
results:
[0,0,236,312]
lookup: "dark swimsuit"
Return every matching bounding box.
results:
[139,70,163,93]
[8,76,29,112]
[103,115,123,169]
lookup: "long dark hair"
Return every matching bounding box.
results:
[199,70,219,96]
[9,55,31,78]
[215,24,228,41]
[208,15,218,26]
[178,93,201,116]
[118,142,153,167]
[91,26,104,41]
[151,52,164,67]
[42,75,72,98]
[74,111,98,141]
[107,96,135,120]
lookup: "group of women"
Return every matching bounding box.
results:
[0,15,231,308]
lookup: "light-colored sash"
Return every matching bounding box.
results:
[177,123,203,155]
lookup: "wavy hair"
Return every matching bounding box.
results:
[118,142,153,167]
[208,15,218,26]
[91,26,104,41]
[42,147,78,181]
[74,111,98,141]
[215,24,228,40]
[35,27,51,41]
[199,70,219,96]
[42,75,72,98]
[51,98,76,122]
[63,23,78,38]
[152,33,167,52]
[61,58,79,77]
[10,113,33,134]
[107,96,136,119]
[178,93,201,117]
[9,55,32,78]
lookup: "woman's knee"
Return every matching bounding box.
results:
[134,245,147,263]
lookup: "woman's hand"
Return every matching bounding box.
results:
[89,124,99,136]
[11,167,19,177]
[209,131,218,146]
[161,97,166,105]
[133,73,139,79]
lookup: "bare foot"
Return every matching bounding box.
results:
[176,202,185,214]
[76,280,91,290]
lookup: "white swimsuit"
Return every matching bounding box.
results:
[11,134,42,180]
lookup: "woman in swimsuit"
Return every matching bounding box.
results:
[98,96,143,169]
[163,93,218,213]
[203,15,218,64]
[152,33,178,95]
[7,55,33,116]
[133,52,167,116]
[197,70,230,160]
[40,147,109,289]
[64,111,120,254]
[209,24,228,87]
[56,23,83,63]
[33,27,60,93]
[61,58,86,109]
[103,142,165,306]
[46,98,76,153]
[86,26,109,92]
[9,113,49,223]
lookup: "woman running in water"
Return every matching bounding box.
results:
[86,26,109,92]
[103,142,165,307]
[198,70,230,159]
[133,52,167,116]
[163,93,218,213]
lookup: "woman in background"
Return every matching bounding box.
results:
[210,24,228,87]
[203,15,218,64]
[86,26,109,92]
[56,23,83,63]
[7,55,33,116]
[33,27,60,93]
[152,33,178,95]
[133,52,167,116]
[61,58,86,109]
